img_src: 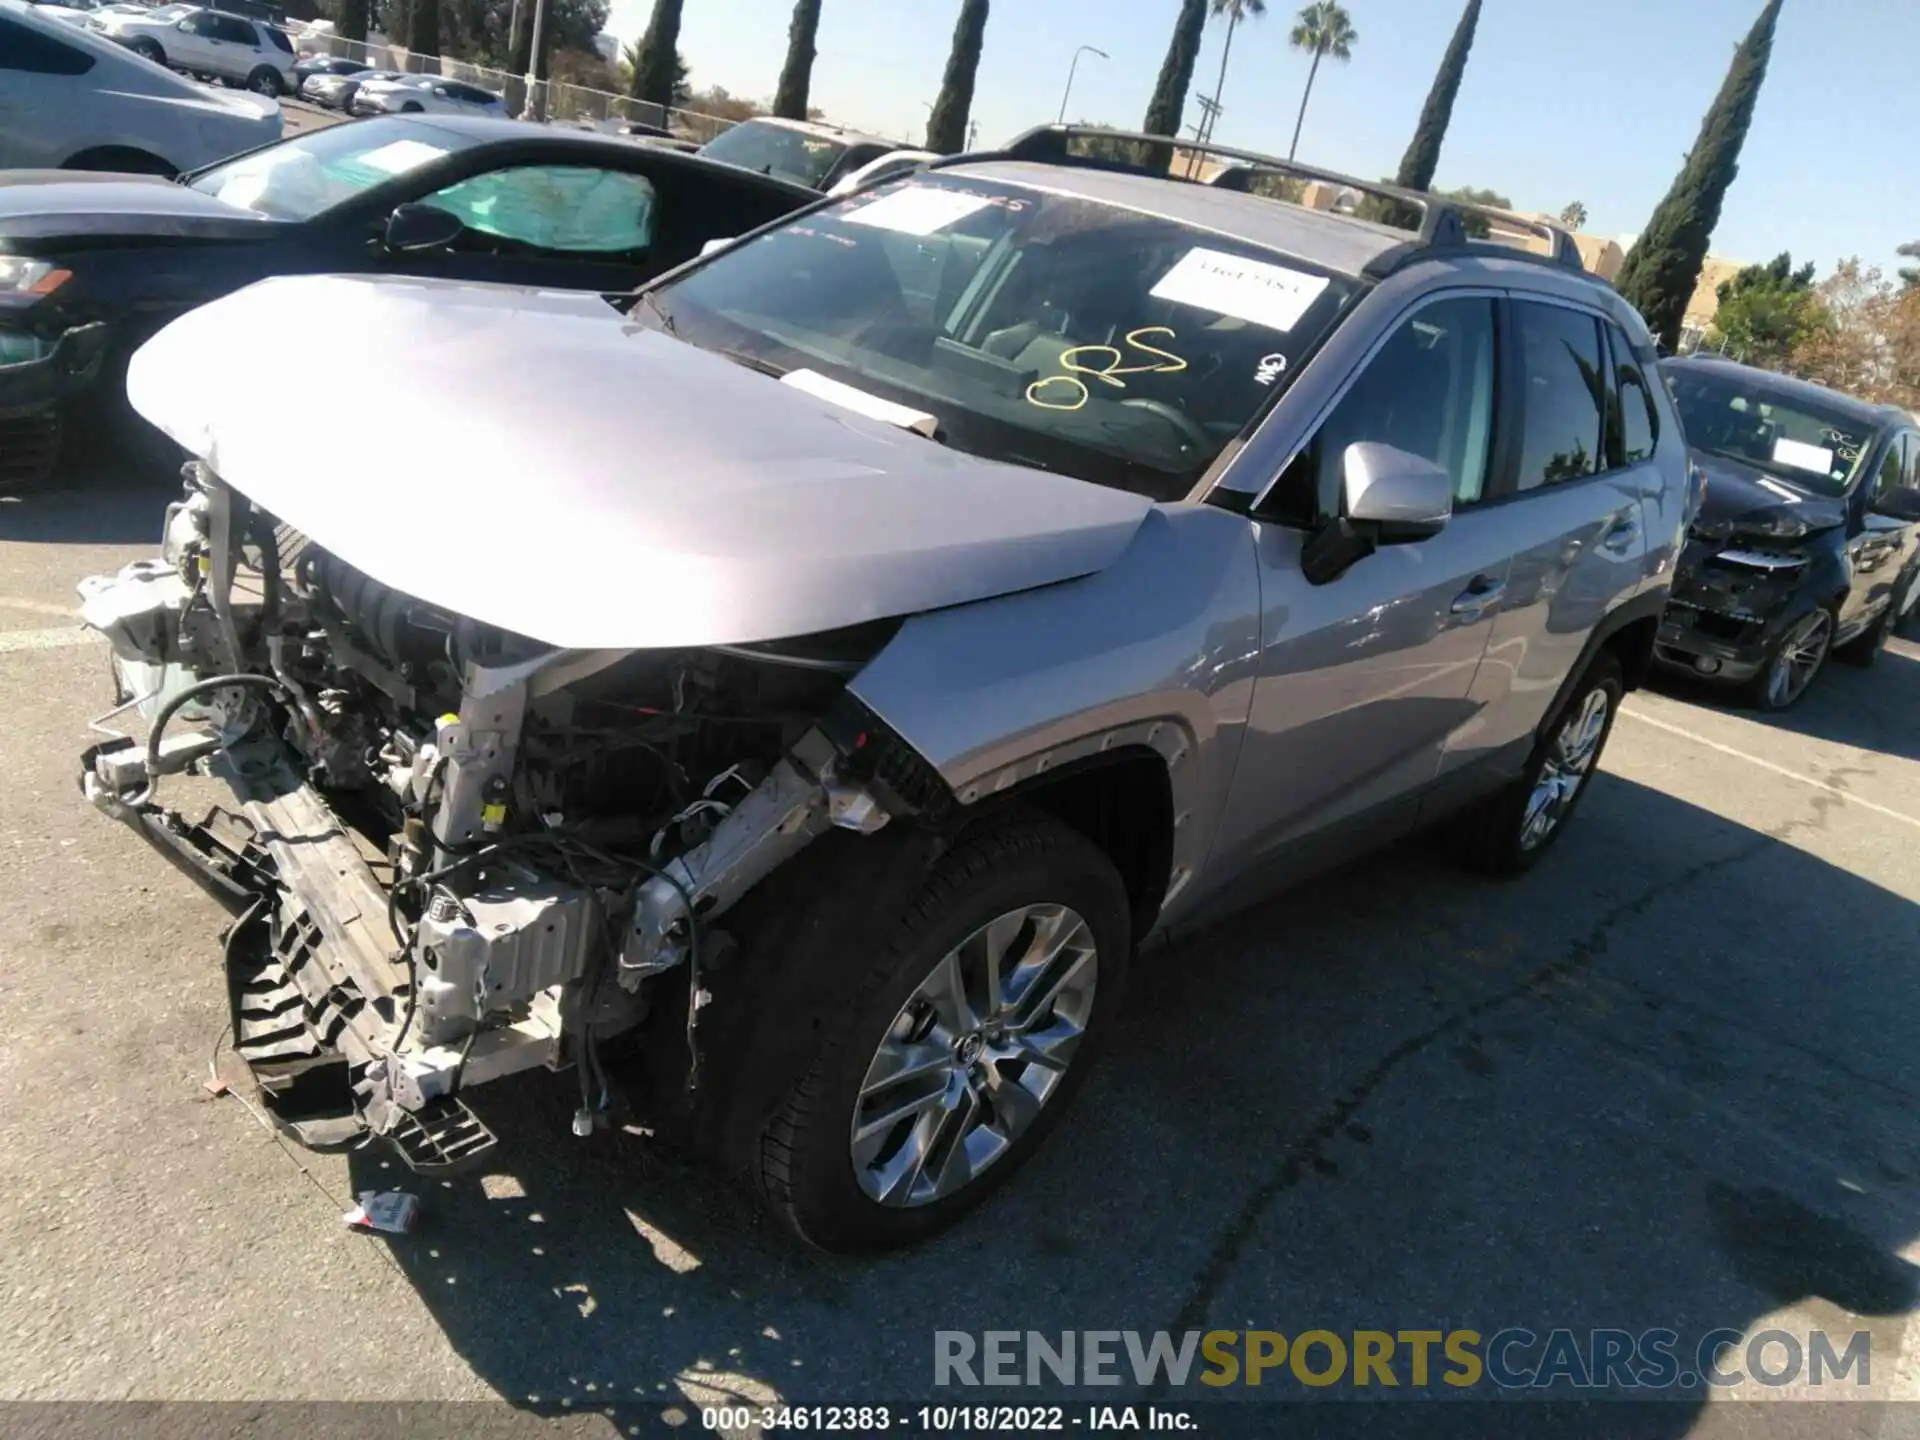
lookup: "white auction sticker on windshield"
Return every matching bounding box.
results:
[1149,247,1330,333]
[356,139,451,177]
[1771,437,1835,476]
[841,187,993,236]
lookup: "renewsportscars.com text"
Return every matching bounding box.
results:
[933,1328,1873,1392]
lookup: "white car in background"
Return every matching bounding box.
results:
[350,76,506,118]
[93,4,296,95]
[0,0,280,174]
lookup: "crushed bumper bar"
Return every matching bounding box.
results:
[80,734,511,1170]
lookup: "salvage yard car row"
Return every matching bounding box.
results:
[6,78,1920,1252]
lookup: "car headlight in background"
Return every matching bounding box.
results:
[0,257,72,297]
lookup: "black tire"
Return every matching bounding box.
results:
[753,815,1131,1252]
[128,37,164,63]
[1454,652,1624,878]
[1748,605,1835,710]
[246,66,282,96]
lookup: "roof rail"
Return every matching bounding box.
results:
[991,124,1585,275]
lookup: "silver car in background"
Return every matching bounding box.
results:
[73,127,1688,1253]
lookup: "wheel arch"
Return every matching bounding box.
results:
[61,144,178,177]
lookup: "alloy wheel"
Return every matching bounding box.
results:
[850,903,1098,1208]
[1765,609,1832,709]
[1519,686,1611,853]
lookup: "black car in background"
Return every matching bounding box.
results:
[0,115,817,486]
[1655,356,1920,709]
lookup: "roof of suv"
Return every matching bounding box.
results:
[943,159,1412,278]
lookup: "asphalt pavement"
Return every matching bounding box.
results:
[1,472,1918,1438]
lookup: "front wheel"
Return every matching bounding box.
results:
[128,37,164,63]
[246,67,283,96]
[754,816,1131,1252]
[1455,652,1623,876]
[1752,606,1833,709]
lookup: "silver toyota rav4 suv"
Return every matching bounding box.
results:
[75,127,1690,1252]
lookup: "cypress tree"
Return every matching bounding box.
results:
[926,0,989,155]
[773,0,822,121]
[1142,0,1208,139]
[404,0,439,58]
[1616,0,1785,349]
[630,0,687,110]
[1393,0,1480,193]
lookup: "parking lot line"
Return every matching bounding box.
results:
[1620,702,1920,833]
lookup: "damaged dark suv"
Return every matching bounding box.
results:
[1656,357,1920,709]
[74,127,1688,1252]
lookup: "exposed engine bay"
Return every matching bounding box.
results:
[77,464,923,1169]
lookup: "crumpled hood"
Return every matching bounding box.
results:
[126,273,1155,650]
[1688,448,1847,542]
[0,173,280,245]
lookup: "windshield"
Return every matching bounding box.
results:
[1666,365,1875,496]
[188,118,477,221]
[646,175,1360,500]
[700,121,847,189]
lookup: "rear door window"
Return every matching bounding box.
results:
[0,16,96,74]
[1512,300,1606,489]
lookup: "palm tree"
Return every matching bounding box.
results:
[1559,201,1589,231]
[1205,0,1266,129]
[773,0,822,121]
[1286,1,1356,160]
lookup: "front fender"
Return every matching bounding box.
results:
[848,504,1263,930]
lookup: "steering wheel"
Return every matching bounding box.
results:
[1119,397,1212,455]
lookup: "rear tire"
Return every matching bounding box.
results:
[1454,652,1623,877]
[752,815,1131,1252]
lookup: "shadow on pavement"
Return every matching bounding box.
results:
[0,469,176,544]
[347,771,1920,1436]
[1652,635,1920,766]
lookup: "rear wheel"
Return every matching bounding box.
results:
[1455,652,1623,877]
[753,815,1130,1252]
[1751,607,1833,709]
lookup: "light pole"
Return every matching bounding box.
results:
[517,0,547,121]
[1056,44,1108,124]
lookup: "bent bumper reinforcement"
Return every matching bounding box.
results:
[79,735,514,1171]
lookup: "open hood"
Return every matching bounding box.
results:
[126,273,1154,650]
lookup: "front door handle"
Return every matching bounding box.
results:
[1451,574,1505,621]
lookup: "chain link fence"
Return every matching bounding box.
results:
[287,25,740,140]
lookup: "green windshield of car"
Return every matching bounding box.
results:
[1667,368,1874,496]
[189,119,480,221]
[700,121,845,189]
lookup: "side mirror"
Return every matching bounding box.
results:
[384,203,465,254]
[700,236,735,258]
[1301,442,1454,585]
[1343,441,1454,543]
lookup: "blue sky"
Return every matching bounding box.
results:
[603,0,1917,275]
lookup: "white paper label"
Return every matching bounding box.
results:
[841,187,993,236]
[782,368,940,436]
[1149,247,1331,333]
[356,139,452,177]
[1771,437,1834,476]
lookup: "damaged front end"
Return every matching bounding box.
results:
[77,465,916,1170]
